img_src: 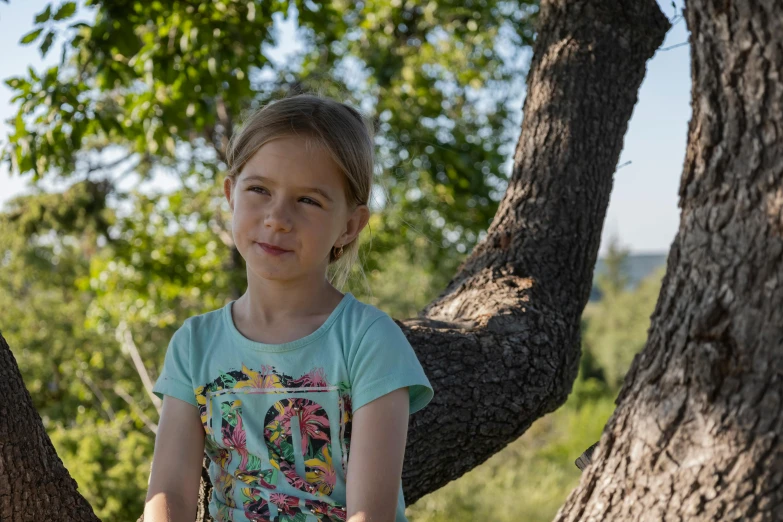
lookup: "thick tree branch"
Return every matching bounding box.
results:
[401,0,669,504]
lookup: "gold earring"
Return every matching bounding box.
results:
[333,245,344,260]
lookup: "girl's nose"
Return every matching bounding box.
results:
[264,200,293,231]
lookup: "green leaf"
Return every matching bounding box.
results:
[280,440,295,462]
[20,28,44,45]
[219,370,237,388]
[5,77,25,90]
[260,467,277,483]
[246,454,262,471]
[40,31,55,57]
[53,2,76,21]
[35,5,52,24]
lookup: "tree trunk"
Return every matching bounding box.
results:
[0,0,670,519]
[403,0,668,503]
[555,1,783,520]
[0,334,100,521]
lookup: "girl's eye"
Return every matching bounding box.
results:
[248,187,321,207]
[300,197,321,207]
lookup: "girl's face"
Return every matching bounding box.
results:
[224,136,368,284]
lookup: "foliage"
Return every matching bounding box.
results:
[3,0,537,277]
[49,416,154,521]
[0,188,160,522]
[582,256,665,390]
[346,237,451,320]
[594,234,631,298]
[0,183,235,522]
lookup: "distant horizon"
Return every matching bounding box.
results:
[0,0,691,257]
[601,249,669,257]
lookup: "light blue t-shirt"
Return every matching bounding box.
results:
[152,292,434,522]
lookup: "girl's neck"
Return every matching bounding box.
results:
[237,274,345,326]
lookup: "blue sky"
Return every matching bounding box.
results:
[0,0,691,255]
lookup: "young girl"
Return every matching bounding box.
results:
[143,95,434,522]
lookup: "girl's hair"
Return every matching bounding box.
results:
[225,94,374,289]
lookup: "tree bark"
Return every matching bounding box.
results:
[403,0,668,503]
[0,0,670,519]
[555,1,783,520]
[0,334,100,521]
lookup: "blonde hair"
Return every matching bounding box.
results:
[225,94,374,289]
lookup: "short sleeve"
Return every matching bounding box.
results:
[152,320,197,407]
[348,314,434,414]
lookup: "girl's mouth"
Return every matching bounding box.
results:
[256,242,292,256]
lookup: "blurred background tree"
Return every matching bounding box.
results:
[0,1,667,520]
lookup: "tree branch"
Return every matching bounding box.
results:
[114,385,158,434]
[85,152,135,177]
[75,369,116,423]
[400,0,669,504]
[115,321,162,413]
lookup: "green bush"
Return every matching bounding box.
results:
[49,415,153,522]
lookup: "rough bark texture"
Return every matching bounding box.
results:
[0,334,100,521]
[555,1,783,520]
[402,0,668,503]
[0,0,670,519]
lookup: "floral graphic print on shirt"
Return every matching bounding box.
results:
[194,364,353,522]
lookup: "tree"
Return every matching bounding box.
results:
[555,0,783,520]
[1,1,682,522]
[594,233,631,299]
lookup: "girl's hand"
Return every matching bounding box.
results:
[143,395,205,522]
[346,387,410,522]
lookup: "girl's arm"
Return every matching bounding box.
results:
[346,387,410,522]
[143,395,205,522]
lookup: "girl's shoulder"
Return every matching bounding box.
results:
[339,293,394,331]
[343,293,385,318]
[174,302,230,337]
[338,294,412,349]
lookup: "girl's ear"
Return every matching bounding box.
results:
[224,177,235,211]
[340,204,371,246]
